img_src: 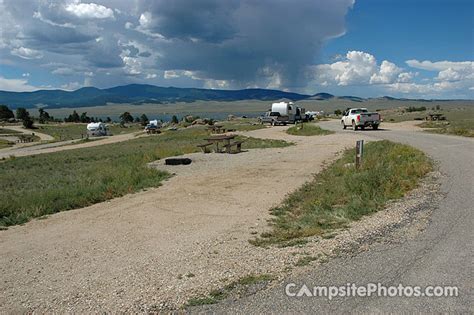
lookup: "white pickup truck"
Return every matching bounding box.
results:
[341,108,380,130]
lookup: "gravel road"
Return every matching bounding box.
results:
[4,125,55,141]
[196,120,474,313]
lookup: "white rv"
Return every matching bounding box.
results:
[148,120,162,128]
[270,102,307,124]
[144,119,162,134]
[86,122,108,136]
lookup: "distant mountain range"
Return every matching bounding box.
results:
[0,84,453,109]
[0,84,311,109]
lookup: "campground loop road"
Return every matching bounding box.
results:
[195,120,474,313]
[3,125,55,141]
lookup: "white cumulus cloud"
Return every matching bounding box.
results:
[163,70,180,79]
[0,76,38,92]
[405,60,473,71]
[11,47,43,59]
[309,51,413,86]
[145,73,157,79]
[65,2,115,19]
[370,60,402,84]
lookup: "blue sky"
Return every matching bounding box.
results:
[324,0,473,64]
[0,0,472,99]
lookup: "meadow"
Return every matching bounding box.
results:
[381,106,474,137]
[37,123,144,141]
[286,123,334,136]
[0,128,21,134]
[35,99,474,121]
[0,125,290,227]
[0,139,13,149]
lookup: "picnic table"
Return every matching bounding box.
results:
[207,125,226,134]
[198,134,244,154]
[426,113,446,121]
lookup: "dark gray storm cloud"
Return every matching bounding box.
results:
[137,0,354,88]
[1,0,354,90]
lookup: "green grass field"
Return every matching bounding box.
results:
[0,126,290,227]
[37,123,144,141]
[0,139,14,149]
[0,128,21,134]
[382,107,474,137]
[221,119,266,131]
[250,140,432,247]
[286,123,334,136]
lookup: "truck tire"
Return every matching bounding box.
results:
[373,124,379,130]
[360,126,365,130]
[352,121,358,131]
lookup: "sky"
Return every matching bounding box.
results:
[0,0,472,99]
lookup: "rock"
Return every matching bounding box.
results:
[227,114,236,121]
[184,115,195,123]
[192,119,204,125]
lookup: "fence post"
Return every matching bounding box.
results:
[356,140,364,169]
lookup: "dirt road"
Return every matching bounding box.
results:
[4,125,55,141]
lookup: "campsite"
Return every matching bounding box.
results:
[1,98,472,311]
[0,0,472,313]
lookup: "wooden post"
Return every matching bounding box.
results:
[356,140,364,169]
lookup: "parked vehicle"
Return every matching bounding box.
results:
[341,108,380,130]
[305,110,321,120]
[258,102,309,126]
[144,119,162,134]
[272,102,308,123]
[258,111,289,126]
[86,122,108,136]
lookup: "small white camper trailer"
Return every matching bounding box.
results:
[148,120,162,128]
[86,122,108,136]
[144,119,162,134]
[270,102,307,123]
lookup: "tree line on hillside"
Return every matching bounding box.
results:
[0,104,182,129]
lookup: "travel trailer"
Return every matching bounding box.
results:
[144,119,163,134]
[86,122,108,136]
[270,102,308,124]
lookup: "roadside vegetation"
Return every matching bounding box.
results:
[0,126,290,227]
[221,119,266,131]
[419,121,474,137]
[186,274,274,307]
[286,123,334,136]
[0,139,14,149]
[251,140,432,246]
[380,106,474,138]
[0,128,21,134]
[38,123,144,141]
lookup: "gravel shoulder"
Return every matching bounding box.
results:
[0,122,431,312]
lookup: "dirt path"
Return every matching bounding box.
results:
[0,131,143,159]
[0,124,418,312]
[3,125,55,141]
